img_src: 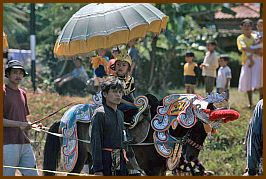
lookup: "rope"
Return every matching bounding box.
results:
[32,127,91,144]
[127,138,189,146]
[3,165,94,176]
[31,102,78,125]
[33,127,189,146]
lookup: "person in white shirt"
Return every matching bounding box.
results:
[250,19,263,100]
[216,54,232,101]
[200,40,219,94]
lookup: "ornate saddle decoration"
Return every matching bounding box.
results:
[151,94,200,158]
[127,96,151,144]
[151,93,240,171]
[59,103,99,172]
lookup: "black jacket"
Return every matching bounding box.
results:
[91,104,125,172]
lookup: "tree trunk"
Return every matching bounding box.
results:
[148,36,158,91]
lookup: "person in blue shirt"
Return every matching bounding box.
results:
[243,99,263,176]
[54,57,89,95]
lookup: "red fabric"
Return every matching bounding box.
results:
[3,85,31,145]
[209,109,240,123]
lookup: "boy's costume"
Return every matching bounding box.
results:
[91,105,128,176]
[111,51,139,124]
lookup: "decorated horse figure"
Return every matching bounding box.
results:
[130,93,239,176]
[42,92,239,176]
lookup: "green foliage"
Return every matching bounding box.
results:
[3,3,243,92]
[3,3,29,49]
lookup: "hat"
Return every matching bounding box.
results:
[5,60,28,77]
[241,19,253,26]
[114,49,132,65]
[207,40,217,46]
[112,47,120,53]
[219,54,230,61]
[74,57,82,61]
[185,52,195,57]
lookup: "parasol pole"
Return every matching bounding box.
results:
[30,3,36,92]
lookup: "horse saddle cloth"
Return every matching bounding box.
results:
[59,103,98,172]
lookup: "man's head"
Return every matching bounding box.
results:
[5,60,28,77]
[219,54,230,67]
[128,38,138,47]
[73,57,82,68]
[97,48,107,57]
[101,76,124,105]
[5,60,28,85]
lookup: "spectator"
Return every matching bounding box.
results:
[108,47,120,75]
[243,99,263,176]
[183,52,199,94]
[54,57,89,95]
[200,40,219,94]
[3,60,41,176]
[127,39,140,76]
[237,19,262,108]
[91,48,109,91]
[216,54,232,101]
[250,19,263,100]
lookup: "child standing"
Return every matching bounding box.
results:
[216,54,232,100]
[183,52,198,94]
[200,40,219,94]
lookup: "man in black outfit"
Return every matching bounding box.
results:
[91,76,128,176]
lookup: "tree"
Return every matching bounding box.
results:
[3,3,29,49]
[136,3,227,94]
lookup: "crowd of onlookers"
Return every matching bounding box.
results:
[183,18,263,108]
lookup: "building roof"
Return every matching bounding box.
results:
[215,4,260,19]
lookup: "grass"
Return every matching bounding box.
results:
[22,87,259,176]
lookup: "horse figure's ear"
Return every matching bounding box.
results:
[207,103,216,110]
